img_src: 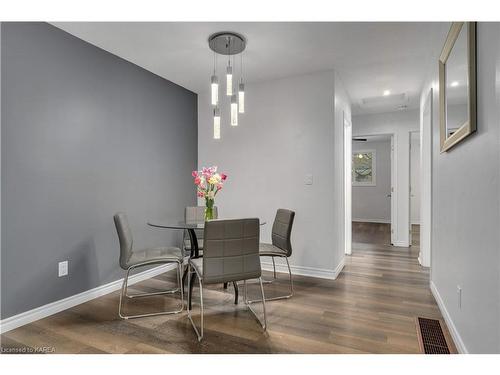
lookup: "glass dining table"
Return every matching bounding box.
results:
[147,219,266,308]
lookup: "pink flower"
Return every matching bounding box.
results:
[221,173,227,181]
[216,183,223,191]
[194,177,201,185]
[197,191,205,198]
[202,167,211,179]
[192,170,198,178]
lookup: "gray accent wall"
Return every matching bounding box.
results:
[1,23,197,319]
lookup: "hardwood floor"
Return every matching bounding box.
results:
[1,222,455,354]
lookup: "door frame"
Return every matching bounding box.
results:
[348,131,396,246]
[409,130,421,246]
[343,115,352,255]
[419,89,433,268]
[390,134,396,245]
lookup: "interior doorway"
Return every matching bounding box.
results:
[351,134,394,247]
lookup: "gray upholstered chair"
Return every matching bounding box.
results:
[114,212,184,319]
[256,209,295,302]
[187,218,267,341]
[183,206,218,256]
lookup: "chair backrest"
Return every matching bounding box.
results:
[114,212,133,270]
[271,209,295,257]
[202,218,261,284]
[185,206,219,224]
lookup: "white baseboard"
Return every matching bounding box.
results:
[0,264,176,334]
[352,218,391,224]
[430,281,468,354]
[261,257,345,280]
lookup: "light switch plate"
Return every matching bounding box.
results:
[58,261,68,277]
[304,174,313,185]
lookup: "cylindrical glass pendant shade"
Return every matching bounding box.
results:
[213,107,221,139]
[230,95,238,126]
[226,65,233,96]
[211,75,218,106]
[238,83,245,113]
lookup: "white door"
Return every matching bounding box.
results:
[390,135,396,245]
[344,115,352,255]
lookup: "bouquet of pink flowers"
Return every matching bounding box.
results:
[191,166,227,220]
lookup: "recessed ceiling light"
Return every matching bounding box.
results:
[451,81,459,87]
[383,90,391,96]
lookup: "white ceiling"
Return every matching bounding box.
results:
[52,22,447,115]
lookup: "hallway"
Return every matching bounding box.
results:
[346,222,455,352]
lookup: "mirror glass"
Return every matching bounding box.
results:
[445,25,468,137]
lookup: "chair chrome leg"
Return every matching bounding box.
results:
[259,277,267,330]
[249,256,293,303]
[244,279,267,331]
[285,256,294,295]
[126,288,180,298]
[118,261,184,320]
[118,268,132,319]
[261,256,278,284]
[177,262,184,309]
[187,263,204,342]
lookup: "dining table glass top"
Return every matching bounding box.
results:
[147,220,266,229]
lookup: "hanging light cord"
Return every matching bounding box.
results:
[213,51,216,75]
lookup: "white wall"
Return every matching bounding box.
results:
[410,132,421,224]
[420,22,500,353]
[198,71,350,278]
[352,139,391,223]
[352,110,419,246]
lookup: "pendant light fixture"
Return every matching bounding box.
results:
[238,82,245,113]
[208,32,246,139]
[230,94,238,126]
[213,107,221,139]
[238,53,245,113]
[211,75,219,105]
[226,58,233,96]
[210,52,218,106]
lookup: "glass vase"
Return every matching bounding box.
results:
[205,198,215,221]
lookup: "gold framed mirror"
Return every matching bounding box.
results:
[439,22,476,152]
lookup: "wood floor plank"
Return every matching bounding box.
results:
[0,222,456,353]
